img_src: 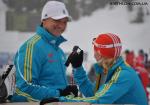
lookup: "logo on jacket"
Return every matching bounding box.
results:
[48,53,53,57]
[48,53,56,63]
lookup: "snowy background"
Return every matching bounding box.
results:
[61,5,150,62]
[0,0,150,103]
[0,0,150,72]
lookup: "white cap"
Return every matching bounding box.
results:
[41,1,71,21]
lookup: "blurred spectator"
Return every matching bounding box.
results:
[124,50,135,67]
[135,49,145,67]
[145,60,150,74]
[144,53,149,66]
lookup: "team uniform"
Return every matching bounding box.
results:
[60,57,148,105]
[11,26,68,101]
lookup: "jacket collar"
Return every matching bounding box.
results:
[94,57,124,73]
[36,26,67,46]
[106,56,124,81]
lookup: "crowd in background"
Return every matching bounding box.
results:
[124,49,150,72]
[123,49,150,98]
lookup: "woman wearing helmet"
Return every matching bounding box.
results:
[59,33,148,105]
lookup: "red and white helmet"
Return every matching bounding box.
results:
[93,33,122,58]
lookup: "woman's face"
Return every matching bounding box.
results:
[94,50,115,70]
[94,50,103,62]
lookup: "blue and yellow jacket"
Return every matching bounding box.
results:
[11,26,68,101]
[60,57,148,105]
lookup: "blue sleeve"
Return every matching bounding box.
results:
[14,42,60,101]
[59,68,134,104]
[73,66,95,97]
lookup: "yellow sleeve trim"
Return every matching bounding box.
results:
[16,88,39,102]
[66,67,122,101]
[24,35,41,82]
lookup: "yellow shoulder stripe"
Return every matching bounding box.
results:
[24,35,41,82]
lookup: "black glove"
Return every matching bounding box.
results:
[40,98,59,105]
[0,83,7,103]
[68,85,78,97]
[67,50,83,68]
[59,85,78,97]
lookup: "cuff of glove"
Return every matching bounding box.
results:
[73,65,83,70]
[73,66,86,77]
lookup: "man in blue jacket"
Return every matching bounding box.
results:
[59,33,148,105]
[11,1,77,102]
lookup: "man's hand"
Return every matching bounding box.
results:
[59,85,78,97]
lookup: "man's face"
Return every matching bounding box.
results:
[42,17,68,36]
